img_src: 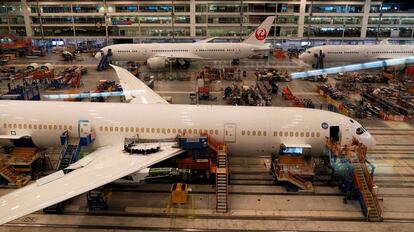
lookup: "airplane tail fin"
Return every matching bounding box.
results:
[243,16,275,45]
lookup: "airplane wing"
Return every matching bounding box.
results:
[196,37,219,43]
[0,134,30,140]
[0,142,183,225]
[152,53,204,61]
[111,64,168,104]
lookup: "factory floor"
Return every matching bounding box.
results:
[0,53,414,231]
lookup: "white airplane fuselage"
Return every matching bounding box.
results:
[299,44,414,66]
[96,42,264,61]
[0,101,375,156]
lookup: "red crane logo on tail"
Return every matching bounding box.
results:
[255,28,267,40]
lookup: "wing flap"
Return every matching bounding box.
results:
[0,143,182,225]
[111,65,168,104]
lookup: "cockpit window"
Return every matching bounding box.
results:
[350,119,354,123]
[356,127,366,135]
[307,51,311,54]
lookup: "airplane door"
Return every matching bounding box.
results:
[78,120,91,138]
[329,126,340,142]
[340,125,352,145]
[224,123,236,143]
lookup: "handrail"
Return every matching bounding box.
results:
[56,132,69,170]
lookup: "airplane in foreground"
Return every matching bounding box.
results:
[0,65,375,225]
[299,39,414,68]
[94,17,275,69]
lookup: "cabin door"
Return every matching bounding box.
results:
[78,120,91,138]
[329,126,340,142]
[224,123,236,143]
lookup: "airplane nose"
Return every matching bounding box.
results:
[94,51,102,60]
[298,53,307,62]
[362,132,376,150]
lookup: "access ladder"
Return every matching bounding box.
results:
[216,146,229,213]
[351,150,383,222]
[56,131,81,171]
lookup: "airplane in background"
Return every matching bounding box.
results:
[0,65,375,225]
[94,16,275,69]
[299,39,414,68]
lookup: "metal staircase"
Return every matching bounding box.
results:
[56,131,81,171]
[284,171,313,191]
[351,152,383,222]
[216,147,228,213]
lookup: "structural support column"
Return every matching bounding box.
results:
[21,0,33,37]
[297,0,307,38]
[360,0,371,39]
[190,0,196,37]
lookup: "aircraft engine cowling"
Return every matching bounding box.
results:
[146,57,167,69]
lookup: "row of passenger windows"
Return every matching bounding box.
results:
[152,49,189,53]
[3,123,321,139]
[198,49,226,52]
[372,51,413,54]
[98,126,219,135]
[3,123,73,131]
[241,130,320,138]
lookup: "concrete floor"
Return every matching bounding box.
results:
[0,53,414,231]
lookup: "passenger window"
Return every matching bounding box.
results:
[99,126,103,131]
[146,128,150,133]
[263,131,267,136]
[284,131,288,137]
[300,132,304,137]
[29,124,32,129]
[18,124,22,129]
[48,125,52,130]
[64,125,68,130]
[188,129,192,134]
[209,129,213,134]
[311,132,315,137]
[247,130,251,136]
[120,127,124,132]
[125,127,129,132]
[23,124,27,129]
[59,125,62,130]
[279,131,283,137]
[115,127,119,132]
[110,127,113,132]
[215,130,218,135]
[43,125,47,130]
[8,124,12,129]
[306,132,309,137]
[69,125,72,130]
[316,132,320,137]
[157,128,160,133]
[290,132,293,137]
[33,124,37,130]
[162,128,166,134]
[295,132,299,137]
[252,131,256,136]
[257,131,261,136]
[167,128,171,133]
[2,123,5,128]
[105,126,108,132]
[242,130,245,136]
[173,128,177,134]
[54,125,57,130]
[151,128,155,133]
[141,128,145,133]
